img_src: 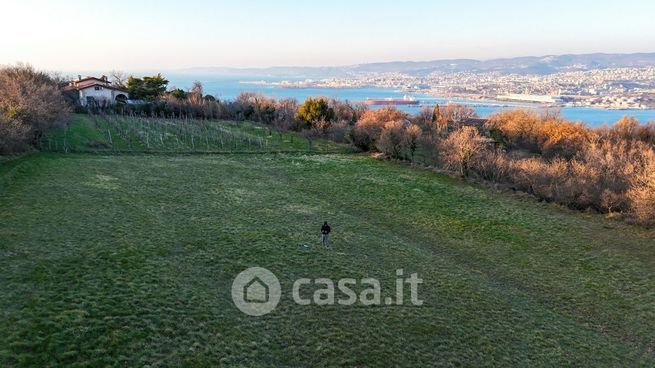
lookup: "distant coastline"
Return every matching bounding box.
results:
[166,75,655,125]
[237,79,654,111]
[257,83,651,111]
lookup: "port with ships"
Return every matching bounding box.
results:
[365,96,420,106]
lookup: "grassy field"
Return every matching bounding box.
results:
[42,115,348,154]
[1,117,655,366]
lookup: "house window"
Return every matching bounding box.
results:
[94,86,103,91]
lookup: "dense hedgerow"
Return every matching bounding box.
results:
[0,64,69,153]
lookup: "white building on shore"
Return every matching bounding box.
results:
[496,93,562,104]
[64,76,129,107]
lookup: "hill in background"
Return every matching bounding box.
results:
[180,52,655,78]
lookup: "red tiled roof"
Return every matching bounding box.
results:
[64,81,128,93]
[76,76,107,83]
[76,80,106,89]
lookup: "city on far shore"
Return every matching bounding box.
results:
[248,65,655,110]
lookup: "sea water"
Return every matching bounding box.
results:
[167,75,655,127]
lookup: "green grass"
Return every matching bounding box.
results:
[43,114,349,154]
[0,151,655,366]
[2,129,655,365]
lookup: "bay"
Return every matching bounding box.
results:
[167,75,655,127]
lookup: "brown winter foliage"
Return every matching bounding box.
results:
[376,121,406,158]
[627,162,655,225]
[413,104,478,136]
[487,109,591,158]
[440,126,487,177]
[0,64,69,153]
[598,116,655,145]
[343,104,654,225]
[350,107,406,151]
[434,109,655,225]
[439,104,477,126]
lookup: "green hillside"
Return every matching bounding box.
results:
[42,114,349,154]
[1,116,655,366]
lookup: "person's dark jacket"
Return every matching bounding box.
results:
[321,224,331,235]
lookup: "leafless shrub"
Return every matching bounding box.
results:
[413,106,436,133]
[377,121,406,159]
[486,109,592,158]
[0,118,31,153]
[440,126,487,177]
[475,150,509,182]
[487,109,540,151]
[462,135,654,218]
[325,120,352,143]
[404,124,422,161]
[627,148,655,225]
[274,98,298,127]
[313,118,333,136]
[328,98,366,124]
[440,103,477,127]
[596,116,655,146]
[350,108,406,151]
[0,63,69,153]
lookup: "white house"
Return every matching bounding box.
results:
[64,76,129,107]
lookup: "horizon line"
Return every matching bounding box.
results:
[11,50,655,74]
[177,51,655,72]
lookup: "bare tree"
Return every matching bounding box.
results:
[441,126,487,177]
[0,118,31,153]
[274,98,298,129]
[377,121,406,158]
[351,107,406,151]
[109,70,128,87]
[627,148,655,225]
[188,81,205,105]
[0,63,69,150]
[441,103,477,126]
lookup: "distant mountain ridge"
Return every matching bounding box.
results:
[179,52,655,78]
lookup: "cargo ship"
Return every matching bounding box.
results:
[364,96,419,106]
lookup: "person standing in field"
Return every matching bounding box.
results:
[321,221,331,247]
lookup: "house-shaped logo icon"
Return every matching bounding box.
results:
[244,277,269,303]
[232,267,281,316]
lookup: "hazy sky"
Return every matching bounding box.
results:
[1,0,654,71]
